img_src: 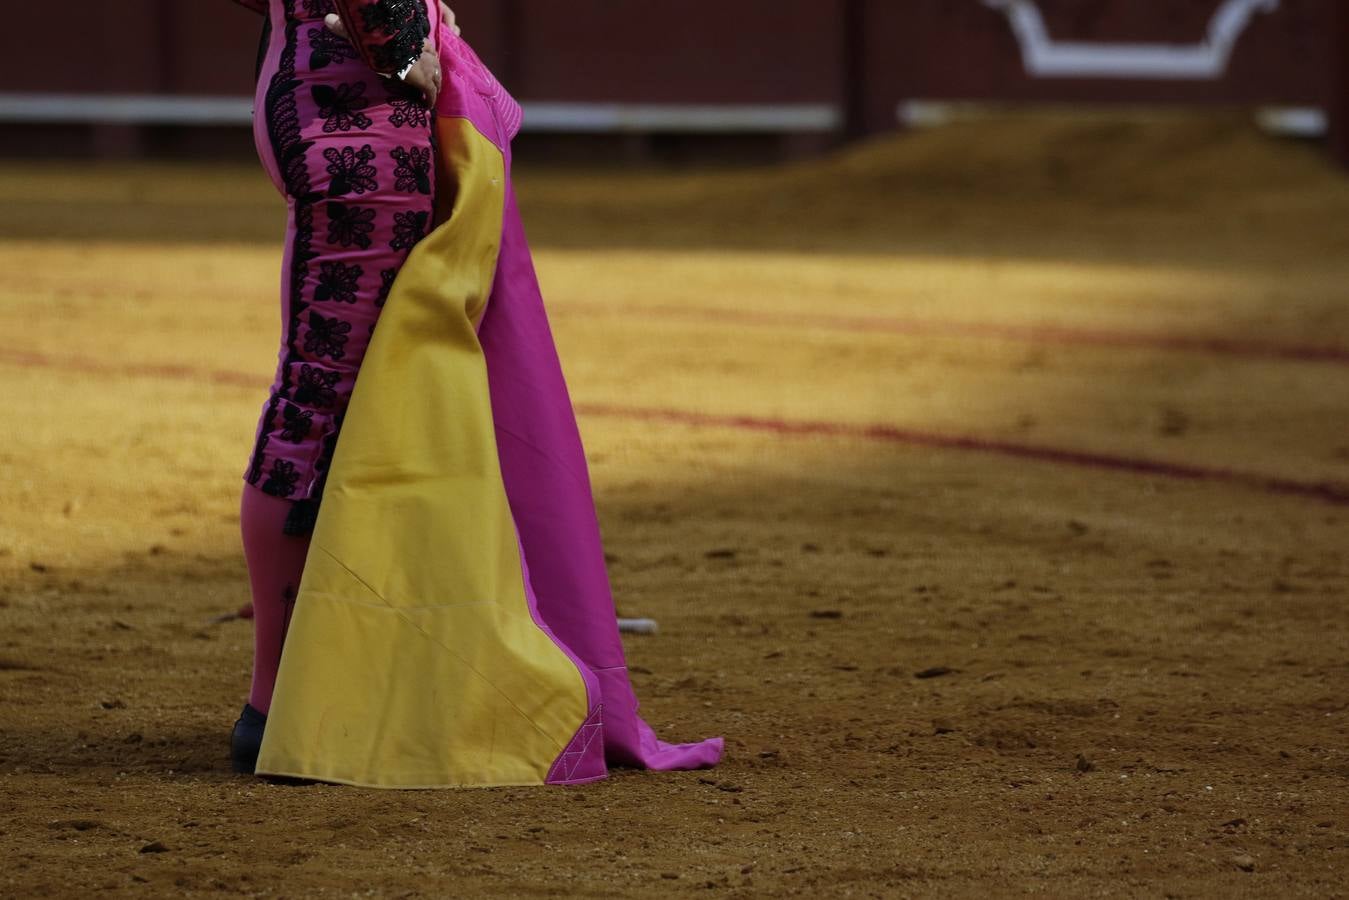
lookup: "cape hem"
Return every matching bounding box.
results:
[252,765,570,791]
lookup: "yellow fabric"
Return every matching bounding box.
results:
[254,117,591,789]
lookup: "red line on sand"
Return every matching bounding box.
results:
[3,346,1345,505]
[575,402,1349,507]
[0,347,260,389]
[561,303,1349,367]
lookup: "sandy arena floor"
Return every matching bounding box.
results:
[0,113,1347,897]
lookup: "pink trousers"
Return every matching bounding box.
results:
[245,0,438,531]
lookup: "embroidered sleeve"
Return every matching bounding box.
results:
[229,0,268,13]
[332,0,430,76]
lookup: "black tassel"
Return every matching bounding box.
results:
[283,498,320,536]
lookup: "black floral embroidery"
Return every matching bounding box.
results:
[304,309,352,361]
[280,402,315,443]
[358,3,399,34]
[249,14,319,491]
[294,364,341,408]
[370,37,424,75]
[313,83,372,133]
[326,202,375,249]
[308,27,358,70]
[390,209,429,250]
[261,459,301,498]
[375,267,398,307]
[301,0,334,16]
[358,0,427,34]
[388,97,429,129]
[324,144,378,196]
[390,146,432,194]
[315,260,364,303]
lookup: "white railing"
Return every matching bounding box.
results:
[0,93,842,133]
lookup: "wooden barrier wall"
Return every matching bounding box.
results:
[1,0,1345,158]
[0,1,847,104]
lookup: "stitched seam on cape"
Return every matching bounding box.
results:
[564,720,603,780]
[307,544,549,616]
[546,706,603,783]
[300,591,501,612]
[309,541,391,606]
[492,421,590,488]
[308,542,573,750]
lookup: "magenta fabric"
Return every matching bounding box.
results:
[239,484,312,714]
[246,0,437,505]
[513,527,608,784]
[480,191,723,774]
[434,28,724,773]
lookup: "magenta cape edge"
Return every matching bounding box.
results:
[446,29,724,779]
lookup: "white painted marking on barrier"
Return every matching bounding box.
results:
[983,0,1280,80]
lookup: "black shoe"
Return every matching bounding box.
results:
[230,703,267,774]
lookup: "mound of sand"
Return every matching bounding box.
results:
[0,112,1345,262]
[516,112,1349,263]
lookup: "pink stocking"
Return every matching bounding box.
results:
[240,484,312,715]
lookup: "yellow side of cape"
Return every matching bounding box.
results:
[254,117,591,789]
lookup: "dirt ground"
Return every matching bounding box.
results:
[1,112,1347,897]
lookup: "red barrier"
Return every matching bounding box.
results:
[4,1,167,94]
[507,0,845,105]
[0,0,1343,157]
[1333,1,1349,165]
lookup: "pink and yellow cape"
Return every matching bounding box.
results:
[254,26,724,788]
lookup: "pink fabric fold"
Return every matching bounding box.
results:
[477,182,723,775]
[443,26,724,778]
